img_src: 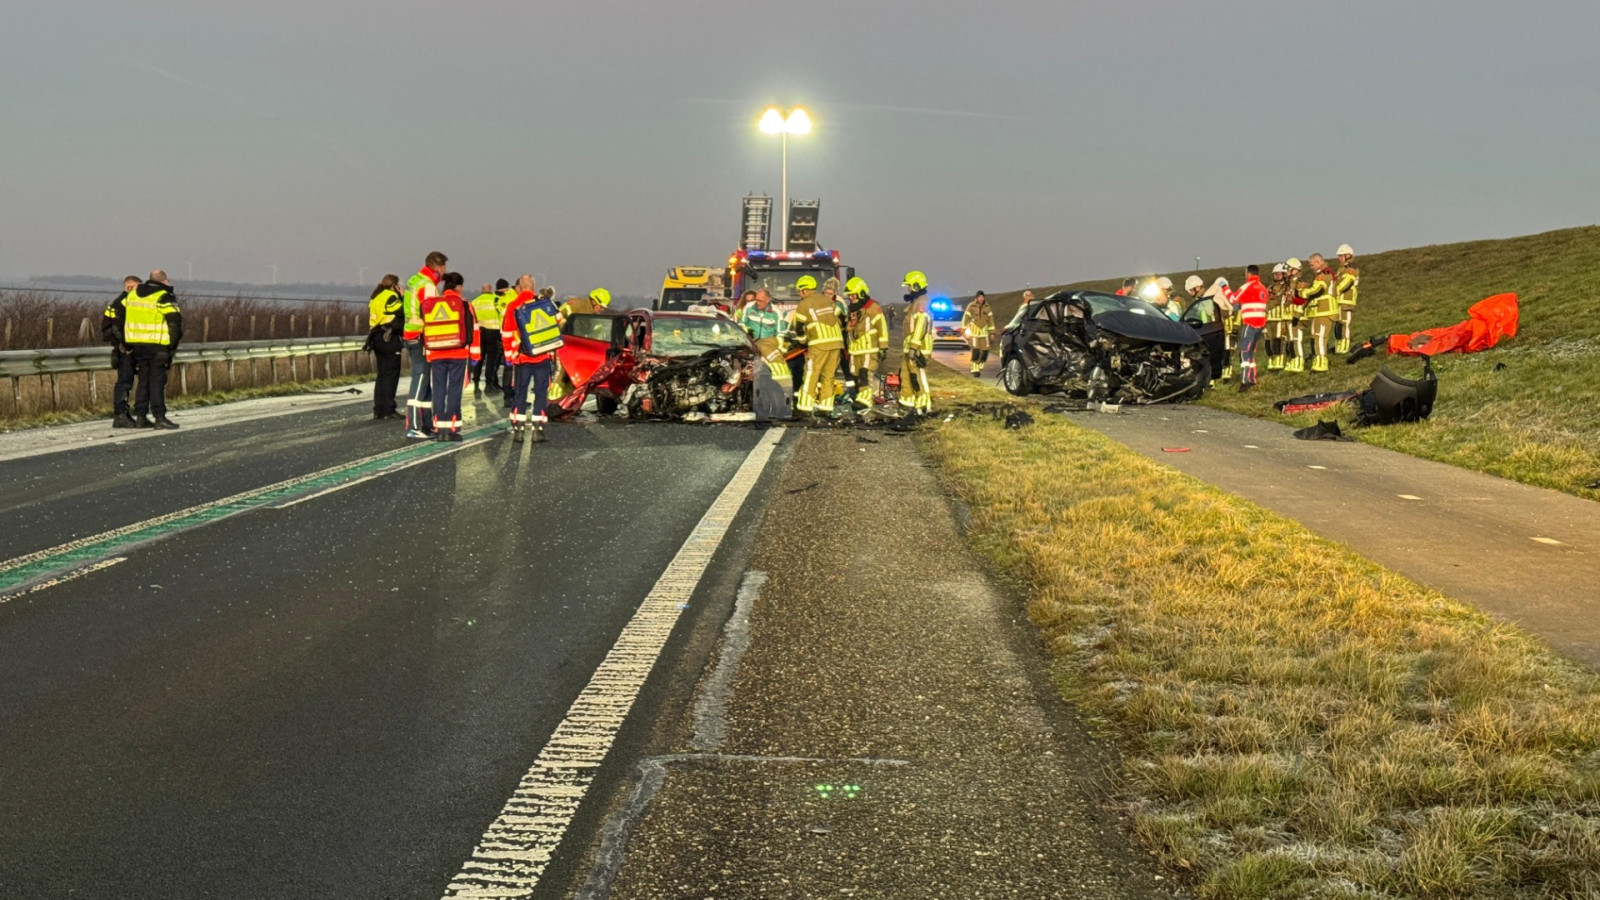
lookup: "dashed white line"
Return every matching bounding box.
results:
[1243,444,1260,449]
[578,450,599,460]
[1532,537,1565,546]
[1307,465,1327,470]
[441,427,783,899]
[1398,494,1423,501]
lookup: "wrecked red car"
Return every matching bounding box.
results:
[551,309,790,421]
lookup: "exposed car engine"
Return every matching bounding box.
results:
[621,348,754,419]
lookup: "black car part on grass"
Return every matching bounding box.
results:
[999,291,1210,404]
[1355,358,1437,426]
[1293,420,1353,441]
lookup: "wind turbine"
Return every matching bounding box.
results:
[357,264,369,286]
[264,263,279,286]
[185,260,195,281]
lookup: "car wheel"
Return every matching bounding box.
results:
[595,394,619,415]
[1001,357,1032,396]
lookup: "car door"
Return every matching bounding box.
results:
[558,313,623,385]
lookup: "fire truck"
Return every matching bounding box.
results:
[726,194,851,314]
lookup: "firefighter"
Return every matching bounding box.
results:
[1282,258,1308,373]
[788,274,844,417]
[1334,243,1360,354]
[366,273,405,420]
[118,269,184,429]
[1301,253,1338,372]
[1265,263,1291,370]
[403,251,447,439]
[102,275,143,428]
[558,287,610,321]
[502,274,562,444]
[844,277,888,407]
[900,271,934,415]
[469,281,505,396]
[422,272,480,442]
[737,288,788,377]
[961,291,995,377]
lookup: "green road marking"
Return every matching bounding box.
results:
[0,424,502,595]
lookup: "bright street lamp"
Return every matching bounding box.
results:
[758,107,811,250]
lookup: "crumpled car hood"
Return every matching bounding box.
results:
[1093,309,1201,345]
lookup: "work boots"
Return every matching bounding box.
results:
[511,423,525,444]
[112,413,138,429]
[1311,355,1329,373]
[152,417,180,430]
[531,425,547,443]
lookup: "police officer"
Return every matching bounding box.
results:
[900,271,934,415]
[844,277,888,407]
[366,273,405,419]
[961,291,995,377]
[102,275,143,428]
[1334,243,1360,354]
[121,269,184,429]
[788,274,845,417]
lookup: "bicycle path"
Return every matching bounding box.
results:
[1066,403,1600,668]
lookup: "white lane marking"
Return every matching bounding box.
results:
[0,557,127,605]
[578,450,599,460]
[1307,465,1327,470]
[1398,494,1423,501]
[272,438,489,509]
[442,427,784,899]
[1244,444,1260,449]
[1532,537,1565,546]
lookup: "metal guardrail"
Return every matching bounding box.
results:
[0,336,367,378]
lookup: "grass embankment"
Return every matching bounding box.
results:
[984,226,1600,500]
[0,375,370,431]
[920,368,1600,899]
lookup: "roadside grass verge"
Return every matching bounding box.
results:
[983,225,1600,501]
[918,367,1600,899]
[0,375,371,432]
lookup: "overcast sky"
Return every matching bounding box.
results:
[4,0,1596,299]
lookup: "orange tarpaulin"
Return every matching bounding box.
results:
[1387,293,1519,357]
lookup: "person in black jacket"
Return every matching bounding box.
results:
[114,270,184,429]
[102,275,143,428]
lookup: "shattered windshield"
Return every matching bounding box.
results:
[649,317,748,356]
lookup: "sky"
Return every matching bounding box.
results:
[3,0,1597,300]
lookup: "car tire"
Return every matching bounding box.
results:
[595,394,619,415]
[1001,356,1032,396]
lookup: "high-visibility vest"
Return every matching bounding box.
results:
[513,298,563,357]
[404,269,435,338]
[1302,274,1337,318]
[738,305,785,341]
[369,289,402,329]
[497,289,517,319]
[470,292,500,327]
[125,288,178,346]
[793,295,844,350]
[422,292,469,351]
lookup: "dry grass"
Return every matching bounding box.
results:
[919,368,1600,899]
[0,289,367,350]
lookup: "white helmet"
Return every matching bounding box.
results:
[1156,276,1174,291]
[1184,275,1204,293]
[1272,263,1287,275]
[1337,243,1355,257]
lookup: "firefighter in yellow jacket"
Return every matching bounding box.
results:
[843,277,888,408]
[900,271,934,414]
[788,275,845,416]
[1265,263,1291,370]
[1283,258,1309,373]
[1334,243,1360,354]
[961,291,996,377]
[1301,253,1338,372]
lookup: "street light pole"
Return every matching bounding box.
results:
[780,131,788,251]
[760,107,810,253]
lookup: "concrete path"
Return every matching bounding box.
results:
[1067,403,1600,668]
[579,428,1174,899]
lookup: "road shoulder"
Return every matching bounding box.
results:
[573,427,1175,899]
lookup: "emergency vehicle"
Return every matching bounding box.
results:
[655,266,730,313]
[725,248,852,315]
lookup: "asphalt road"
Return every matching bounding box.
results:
[0,395,787,899]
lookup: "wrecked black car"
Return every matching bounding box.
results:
[998,290,1210,403]
[552,310,789,422]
